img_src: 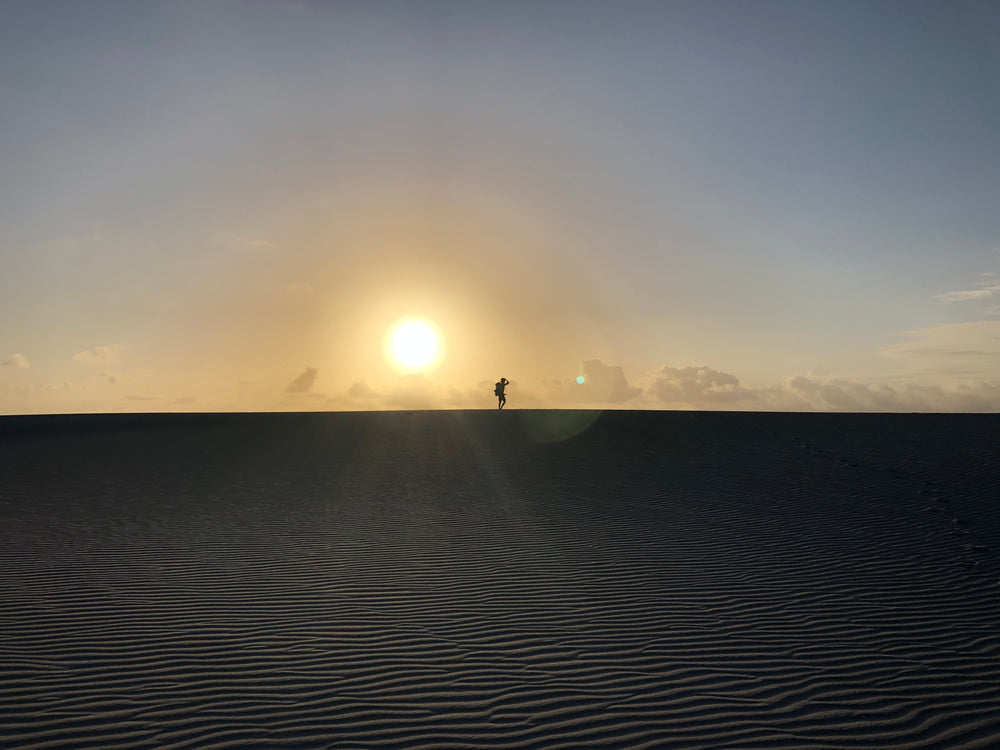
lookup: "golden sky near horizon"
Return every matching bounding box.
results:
[2,2,1000,414]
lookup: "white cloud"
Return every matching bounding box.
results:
[935,265,1000,307]
[73,345,119,363]
[2,353,29,368]
[936,289,994,302]
[285,367,318,393]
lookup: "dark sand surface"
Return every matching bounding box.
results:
[1,409,999,749]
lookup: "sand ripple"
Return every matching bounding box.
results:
[1,410,998,748]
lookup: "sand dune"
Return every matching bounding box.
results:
[1,409,998,749]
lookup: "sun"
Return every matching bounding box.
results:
[386,318,442,371]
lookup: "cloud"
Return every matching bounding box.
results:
[383,374,434,410]
[347,380,379,400]
[636,362,1000,412]
[642,365,753,406]
[337,377,505,411]
[73,345,118,363]
[781,376,1000,412]
[784,376,901,411]
[546,359,641,404]
[881,321,1000,376]
[2,353,29,368]
[285,367,318,393]
[40,380,77,391]
[100,371,119,384]
[936,289,994,302]
[325,354,1000,414]
[935,267,1000,308]
[449,383,518,408]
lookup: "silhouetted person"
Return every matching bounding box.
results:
[494,377,509,410]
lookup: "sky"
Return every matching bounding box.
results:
[2,0,999,414]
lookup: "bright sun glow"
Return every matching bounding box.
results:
[387,318,441,371]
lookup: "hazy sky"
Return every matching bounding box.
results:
[2,0,999,413]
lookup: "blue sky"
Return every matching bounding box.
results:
[2,0,999,413]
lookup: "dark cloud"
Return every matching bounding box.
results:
[285,367,318,393]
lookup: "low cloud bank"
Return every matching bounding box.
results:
[567,360,1000,413]
[637,366,1000,413]
[644,365,746,405]
[340,377,498,411]
[324,360,1000,413]
[780,376,1000,413]
[385,374,436,410]
[545,359,641,404]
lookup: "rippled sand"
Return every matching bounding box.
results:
[2,410,998,749]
